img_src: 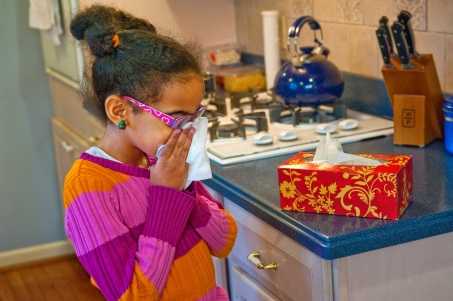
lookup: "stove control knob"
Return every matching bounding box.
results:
[338,119,359,131]
[278,130,298,142]
[253,132,274,146]
[316,123,337,135]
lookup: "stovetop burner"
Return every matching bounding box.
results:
[204,90,347,142]
[201,90,393,166]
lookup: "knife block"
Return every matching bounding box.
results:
[382,54,444,146]
[392,94,432,147]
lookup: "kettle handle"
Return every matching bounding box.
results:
[287,16,326,58]
[288,16,321,38]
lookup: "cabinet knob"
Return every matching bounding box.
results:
[61,141,74,153]
[88,136,100,144]
[247,251,278,271]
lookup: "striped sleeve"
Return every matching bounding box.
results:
[64,177,194,301]
[189,182,237,258]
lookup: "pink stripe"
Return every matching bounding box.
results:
[137,235,175,292]
[112,177,150,228]
[65,190,129,256]
[65,177,154,255]
[195,182,224,209]
[195,200,231,253]
[197,286,230,301]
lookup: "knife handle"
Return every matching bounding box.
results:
[392,21,413,69]
[379,16,395,55]
[397,10,416,56]
[376,27,392,67]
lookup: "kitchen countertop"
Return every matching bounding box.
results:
[204,135,453,260]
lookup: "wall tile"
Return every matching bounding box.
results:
[313,0,338,22]
[337,0,363,24]
[394,0,427,31]
[428,0,453,33]
[319,22,343,65]
[445,35,453,93]
[245,0,266,54]
[322,23,380,78]
[288,0,313,19]
[361,0,396,27]
[349,25,380,78]
[253,0,293,54]
[252,0,288,15]
[414,31,446,89]
[234,0,250,50]
[234,0,452,92]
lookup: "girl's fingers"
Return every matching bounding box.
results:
[181,128,195,159]
[160,129,180,158]
[172,128,194,160]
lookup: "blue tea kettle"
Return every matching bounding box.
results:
[274,16,344,106]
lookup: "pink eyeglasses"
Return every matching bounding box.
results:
[123,96,206,129]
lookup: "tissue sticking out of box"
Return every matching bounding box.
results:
[313,133,381,166]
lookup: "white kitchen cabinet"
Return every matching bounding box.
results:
[221,194,453,301]
[51,117,90,198]
[229,265,280,301]
[224,198,333,301]
[40,0,83,81]
[202,184,229,291]
[332,231,453,301]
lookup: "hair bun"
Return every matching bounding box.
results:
[70,5,156,58]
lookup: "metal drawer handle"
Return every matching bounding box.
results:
[247,251,278,271]
[88,136,100,144]
[61,141,74,153]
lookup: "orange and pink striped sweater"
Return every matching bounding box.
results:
[63,152,237,300]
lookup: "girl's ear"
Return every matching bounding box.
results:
[104,95,129,125]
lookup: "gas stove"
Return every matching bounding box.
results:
[203,91,393,165]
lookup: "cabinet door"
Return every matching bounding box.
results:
[213,257,228,291]
[41,0,83,81]
[224,198,333,301]
[229,264,280,301]
[200,183,229,289]
[51,118,90,197]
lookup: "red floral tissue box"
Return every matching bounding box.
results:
[277,153,413,220]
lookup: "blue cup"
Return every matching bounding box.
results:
[443,97,453,154]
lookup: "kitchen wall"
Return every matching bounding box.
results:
[235,0,453,94]
[80,0,237,48]
[0,1,64,251]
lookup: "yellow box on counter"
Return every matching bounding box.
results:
[277,152,413,220]
[215,65,266,93]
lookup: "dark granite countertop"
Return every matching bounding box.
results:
[204,135,453,260]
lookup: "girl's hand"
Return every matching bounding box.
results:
[149,128,195,190]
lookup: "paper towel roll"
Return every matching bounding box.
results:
[261,11,280,90]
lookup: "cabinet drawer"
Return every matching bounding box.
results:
[229,265,280,301]
[49,73,104,141]
[51,118,90,202]
[224,199,332,301]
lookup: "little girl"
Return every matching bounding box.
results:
[63,5,237,301]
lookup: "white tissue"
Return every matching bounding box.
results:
[313,133,381,166]
[185,117,212,189]
[155,117,212,190]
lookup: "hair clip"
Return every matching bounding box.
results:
[112,34,120,48]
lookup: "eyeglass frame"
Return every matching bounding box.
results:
[122,95,206,129]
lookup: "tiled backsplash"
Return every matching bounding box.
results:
[234,0,453,93]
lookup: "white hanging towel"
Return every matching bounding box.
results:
[29,0,54,30]
[29,0,63,45]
